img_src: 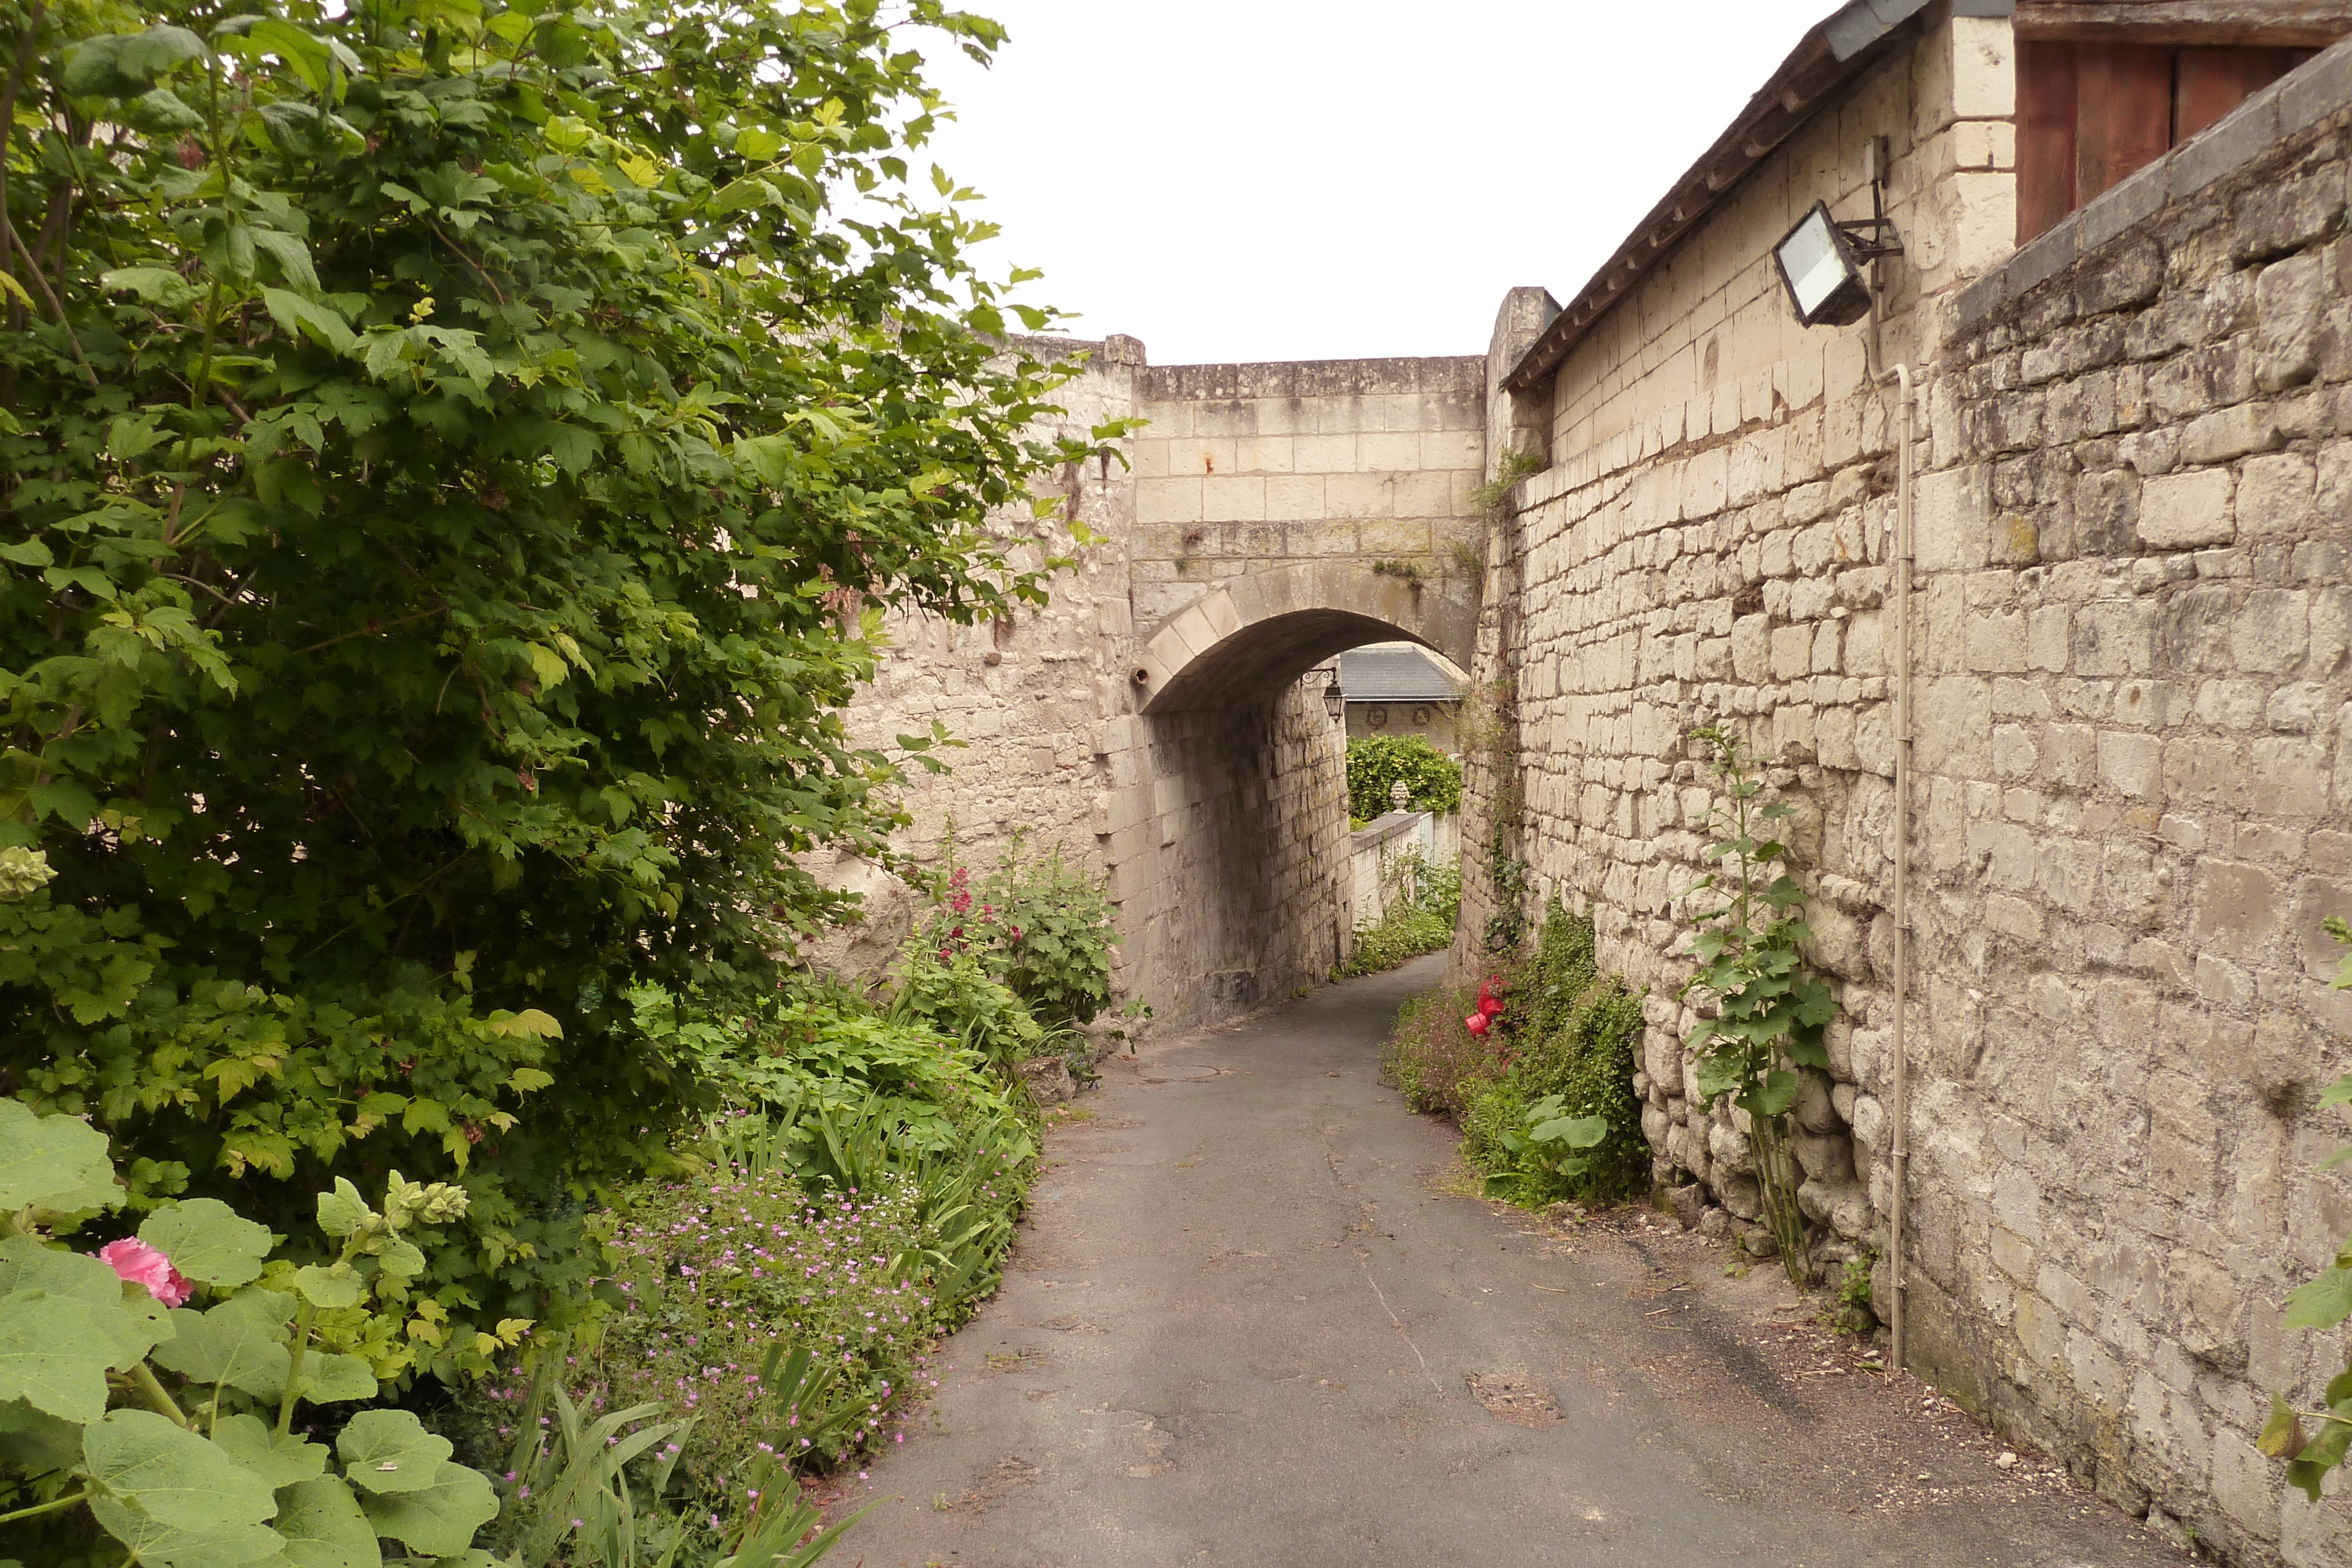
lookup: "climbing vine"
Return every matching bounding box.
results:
[1677,726,1838,1287]
[1462,674,1529,955]
[2260,914,2352,1499]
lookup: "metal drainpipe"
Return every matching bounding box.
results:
[1889,362,1915,1375]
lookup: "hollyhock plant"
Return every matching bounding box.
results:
[96,1236,193,1306]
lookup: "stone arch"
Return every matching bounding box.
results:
[1131,562,1478,714]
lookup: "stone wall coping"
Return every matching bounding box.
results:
[1349,809,1430,851]
[1952,32,2352,335]
[1139,356,1486,403]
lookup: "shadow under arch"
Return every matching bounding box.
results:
[1110,563,1478,1029]
[1131,561,1477,714]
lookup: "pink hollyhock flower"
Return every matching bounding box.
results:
[98,1238,193,1306]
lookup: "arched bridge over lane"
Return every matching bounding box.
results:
[1094,355,1491,1025]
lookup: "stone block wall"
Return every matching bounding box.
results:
[1131,359,1489,630]
[1912,69,2352,1563]
[1545,11,2017,467]
[1481,25,2352,1563]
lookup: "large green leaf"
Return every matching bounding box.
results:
[291,1263,363,1310]
[273,1475,383,1568]
[357,1459,496,1556]
[0,1233,172,1364]
[0,1394,85,1475]
[141,1198,273,1289]
[151,1289,296,1396]
[0,1098,120,1216]
[86,1493,290,1568]
[212,1412,329,1489]
[260,1350,377,1405]
[84,1408,282,1565]
[336,1407,452,1495]
[0,1289,148,1421]
[2285,1265,2352,1332]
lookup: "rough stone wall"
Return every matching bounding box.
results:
[1484,21,2352,1563]
[1113,681,1355,1020]
[1915,59,2352,1563]
[810,344,1144,979]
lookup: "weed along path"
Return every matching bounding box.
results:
[844,957,2183,1568]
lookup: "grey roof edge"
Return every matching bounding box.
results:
[1501,0,1943,395]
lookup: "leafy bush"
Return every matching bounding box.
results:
[0,1100,506,1566]
[1473,900,1649,1205]
[1384,900,1648,1208]
[1345,735,1464,823]
[439,997,1037,1549]
[2,0,1106,1365]
[458,1171,942,1554]
[913,834,1120,1031]
[1476,1095,1612,1205]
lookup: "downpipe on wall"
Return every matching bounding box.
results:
[1887,362,1915,1375]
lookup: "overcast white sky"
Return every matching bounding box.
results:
[907,0,1835,366]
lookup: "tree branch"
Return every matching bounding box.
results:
[5,214,98,387]
[292,604,449,656]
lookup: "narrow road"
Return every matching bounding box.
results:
[847,956,2185,1567]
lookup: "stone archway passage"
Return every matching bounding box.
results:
[1131,561,1477,715]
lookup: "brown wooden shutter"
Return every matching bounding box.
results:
[2017,41,2079,245]
[2017,42,2332,243]
[2176,46,2311,140]
[2075,43,2174,198]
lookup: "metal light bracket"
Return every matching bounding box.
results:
[1836,215,1903,260]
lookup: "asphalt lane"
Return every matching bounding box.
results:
[844,955,2185,1568]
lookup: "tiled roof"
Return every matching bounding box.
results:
[1340,643,1462,703]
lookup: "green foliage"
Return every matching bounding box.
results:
[2,0,1114,1368]
[1828,1251,1877,1336]
[2260,916,2352,1502]
[1339,845,1460,979]
[1478,1095,1610,1205]
[1458,901,1647,1207]
[485,1369,863,1568]
[1379,984,1497,1119]
[0,1102,510,1565]
[1676,726,1838,1286]
[1469,449,1546,525]
[1342,903,1455,979]
[441,995,1035,1552]
[1344,735,1463,824]
[1481,790,1531,954]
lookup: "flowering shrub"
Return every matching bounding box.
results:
[1381,982,1502,1117]
[0,1100,507,1566]
[1384,902,1648,1208]
[455,1151,1024,1547]
[911,834,1119,1032]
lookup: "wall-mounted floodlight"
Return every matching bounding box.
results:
[1772,199,1903,329]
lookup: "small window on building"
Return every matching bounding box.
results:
[2017,38,2323,244]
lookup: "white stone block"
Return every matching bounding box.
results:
[2139,469,2235,550]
